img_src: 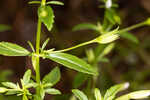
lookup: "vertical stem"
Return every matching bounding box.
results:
[36,19,41,83]
[35,0,46,100]
[35,19,42,100]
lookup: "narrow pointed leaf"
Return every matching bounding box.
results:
[23,95,28,100]
[42,67,60,86]
[0,42,30,56]
[42,38,50,50]
[95,88,102,100]
[2,82,17,89]
[73,23,98,31]
[104,82,129,100]
[27,41,35,52]
[46,1,64,5]
[45,88,61,95]
[32,55,37,71]
[23,69,31,85]
[100,43,115,58]
[0,87,7,93]
[44,52,98,75]
[5,89,21,95]
[40,87,45,99]
[72,89,88,100]
[38,6,54,31]
[116,90,150,100]
[28,1,41,4]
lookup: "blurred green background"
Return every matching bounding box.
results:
[0,0,150,100]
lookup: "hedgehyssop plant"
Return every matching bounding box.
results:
[0,0,150,100]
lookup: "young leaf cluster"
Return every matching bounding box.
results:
[72,83,150,100]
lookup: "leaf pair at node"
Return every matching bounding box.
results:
[29,0,64,31]
[0,70,36,100]
[72,82,150,100]
[38,67,61,99]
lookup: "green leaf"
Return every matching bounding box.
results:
[94,44,106,58]
[5,89,21,95]
[23,94,28,100]
[98,57,109,63]
[25,82,37,88]
[46,1,64,5]
[73,73,88,88]
[0,87,7,93]
[41,38,50,50]
[0,42,30,56]
[0,24,11,32]
[2,82,17,89]
[40,87,45,99]
[32,55,37,71]
[43,83,53,88]
[45,88,61,95]
[42,67,60,86]
[72,23,98,31]
[72,89,88,100]
[23,70,31,85]
[104,82,129,100]
[102,43,115,55]
[145,18,150,26]
[116,90,150,100]
[27,41,35,52]
[105,9,115,25]
[44,52,98,75]
[105,9,121,25]
[97,43,115,60]
[85,48,95,63]
[95,27,119,44]
[95,88,103,100]
[120,32,139,44]
[38,6,54,31]
[28,1,41,4]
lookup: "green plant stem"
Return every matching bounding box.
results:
[118,21,146,34]
[54,39,96,53]
[35,18,42,100]
[34,0,47,99]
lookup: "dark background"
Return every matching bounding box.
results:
[0,0,150,99]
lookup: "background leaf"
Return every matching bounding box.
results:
[73,73,88,88]
[72,23,98,31]
[42,67,61,86]
[0,24,11,32]
[120,32,139,44]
